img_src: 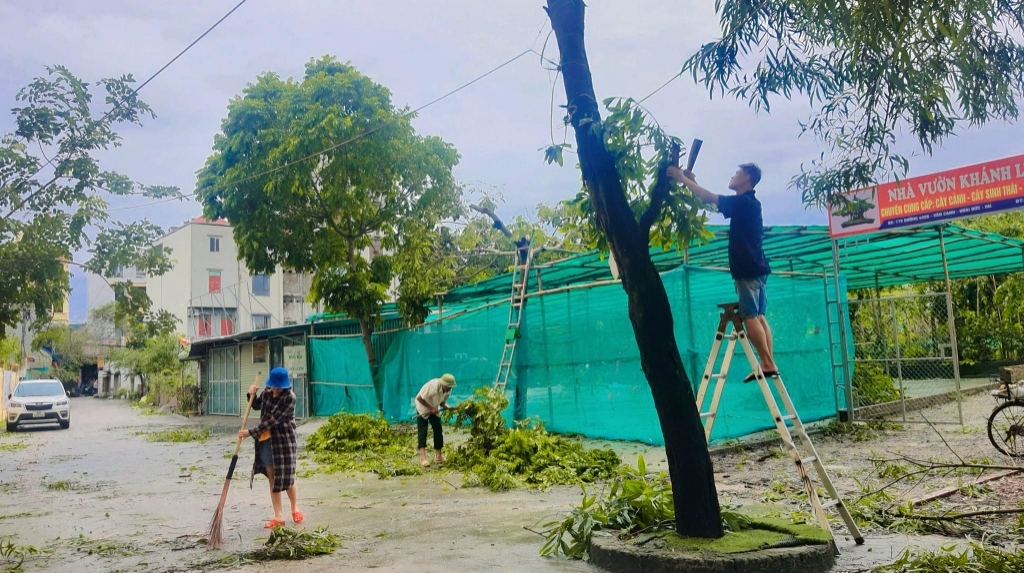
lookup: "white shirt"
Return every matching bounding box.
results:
[414,378,451,417]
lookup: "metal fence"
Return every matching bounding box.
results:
[849,292,964,424]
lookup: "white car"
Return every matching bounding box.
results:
[5,379,71,431]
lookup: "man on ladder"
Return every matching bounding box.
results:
[672,160,864,550]
[669,162,778,381]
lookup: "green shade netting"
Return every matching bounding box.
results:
[310,337,378,416]
[371,265,850,444]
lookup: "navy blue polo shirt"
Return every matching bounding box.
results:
[717,191,771,280]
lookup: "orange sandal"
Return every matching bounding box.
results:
[264,519,286,529]
[292,511,304,524]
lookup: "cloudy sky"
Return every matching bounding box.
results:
[2,1,1020,320]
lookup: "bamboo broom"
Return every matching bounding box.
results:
[207,371,261,549]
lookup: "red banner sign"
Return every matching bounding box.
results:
[829,154,1024,237]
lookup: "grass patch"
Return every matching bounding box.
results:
[146,427,210,443]
[0,442,26,453]
[656,518,830,554]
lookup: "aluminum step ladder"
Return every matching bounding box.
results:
[493,241,534,392]
[696,302,864,552]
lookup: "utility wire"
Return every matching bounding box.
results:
[225,49,535,188]
[113,46,539,213]
[22,0,251,185]
[637,72,683,104]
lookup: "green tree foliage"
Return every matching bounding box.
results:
[950,212,1024,362]
[544,98,712,253]
[0,65,179,330]
[0,336,20,369]
[685,0,1024,209]
[197,56,461,364]
[108,332,182,398]
[31,324,89,383]
[848,212,1024,365]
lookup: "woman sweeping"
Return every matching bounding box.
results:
[239,367,303,528]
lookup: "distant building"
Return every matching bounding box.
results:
[145,217,318,342]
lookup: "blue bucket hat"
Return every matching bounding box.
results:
[266,367,291,389]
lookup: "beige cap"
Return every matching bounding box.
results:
[440,373,456,388]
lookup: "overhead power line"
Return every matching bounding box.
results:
[23,0,252,185]
[226,49,536,188]
[113,47,539,212]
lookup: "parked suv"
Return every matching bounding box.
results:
[6,379,71,431]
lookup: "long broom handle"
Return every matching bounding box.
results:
[225,372,261,477]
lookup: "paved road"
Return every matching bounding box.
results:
[2,394,998,572]
[0,397,595,573]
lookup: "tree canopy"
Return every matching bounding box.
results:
[684,0,1024,208]
[0,65,179,330]
[197,56,461,363]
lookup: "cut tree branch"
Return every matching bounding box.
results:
[638,141,680,238]
[469,204,513,238]
[904,508,1024,521]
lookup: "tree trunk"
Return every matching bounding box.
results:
[358,317,377,367]
[345,240,378,368]
[546,0,723,538]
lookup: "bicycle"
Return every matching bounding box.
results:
[987,382,1024,457]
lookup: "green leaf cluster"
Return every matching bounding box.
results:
[685,0,1024,209]
[108,332,185,399]
[1,65,181,330]
[538,456,674,558]
[877,542,1024,573]
[852,361,903,406]
[249,526,340,561]
[198,526,341,568]
[545,98,712,254]
[29,324,89,384]
[304,412,424,478]
[146,427,210,443]
[443,387,621,491]
[1,535,41,573]
[0,336,18,369]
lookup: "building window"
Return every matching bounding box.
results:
[252,314,271,331]
[252,274,271,297]
[135,269,146,279]
[220,316,234,336]
[209,236,220,252]
[197,316,212,337]
[208,270,221,293]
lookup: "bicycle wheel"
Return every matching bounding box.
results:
[988,401,1024,457]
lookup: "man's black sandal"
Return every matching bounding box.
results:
[743,370,779,383]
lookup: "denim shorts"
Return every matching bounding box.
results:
[735,275,768,319]
[257,438,273,468]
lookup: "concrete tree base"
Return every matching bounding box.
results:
[590,533,836,573]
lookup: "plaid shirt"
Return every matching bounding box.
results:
[247,389,297,493]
